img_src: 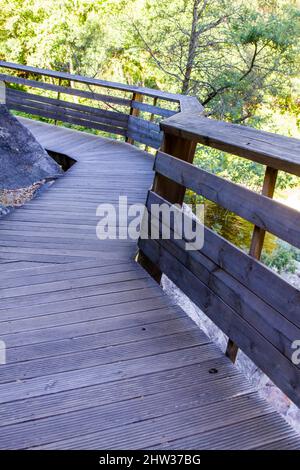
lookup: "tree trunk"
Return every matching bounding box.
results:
[181,0,203,94]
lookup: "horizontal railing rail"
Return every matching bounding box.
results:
[0,61,203,150]
[138,113,300,409]
[161,114,300,176]
[154,150,300,249]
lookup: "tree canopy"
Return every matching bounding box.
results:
[0,0,299,187]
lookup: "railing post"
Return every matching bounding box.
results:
[153,133,197,203]
[54,77,63,126]
[126,92,143,145]
[137,130,197,282]
[145,97,157,152]
[225,165,278,363]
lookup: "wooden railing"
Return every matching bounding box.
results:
[0,61,203,150]
[138,113,300,409]
[1,61,300,409]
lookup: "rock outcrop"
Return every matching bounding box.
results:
[0,105,63,190]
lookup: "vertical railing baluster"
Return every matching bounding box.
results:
[225,165,278,363]
[126,91,143,145]
[145,97,158,152]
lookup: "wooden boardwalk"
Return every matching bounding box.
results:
[0,118,299,449]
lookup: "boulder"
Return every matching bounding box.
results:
[0,105,63,189]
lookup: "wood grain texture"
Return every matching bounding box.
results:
[147,191,300,324]
[0,60,182,102]
[161,115,300,176]
[155,152,300,248]
[0,73,132,106]
[0,116,297,449]
[142,191,300,407]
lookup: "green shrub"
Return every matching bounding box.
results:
[262,241,299,273]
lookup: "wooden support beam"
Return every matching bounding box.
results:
[145,97,158,152]
[153,133,197,204]
[137,132,197,282]
[226,166,278,363]
[126,92,143,145]
[54,77,62,126]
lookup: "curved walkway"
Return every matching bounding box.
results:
[0,119,299,449]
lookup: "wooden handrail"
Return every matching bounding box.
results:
[0,61,203,150]
[138,150,300,408]
[138,109,300,408]
[0,60,202,107]
[157,112,300,363]
[154,151,300,249]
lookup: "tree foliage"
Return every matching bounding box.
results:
[0,0,299,187]
[132,0,300,123]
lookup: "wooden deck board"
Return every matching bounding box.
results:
[0,118,299,449]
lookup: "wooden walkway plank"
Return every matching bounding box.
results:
[150,413,300,450]
[3,315,193,356]
[0,360,243,427]
[28,395,275,450]
[0,330,207,384]
[0,344,222,404]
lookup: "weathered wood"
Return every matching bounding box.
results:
[154,135,197,204]
[141,212,300,359]
[0,60,183,102]
[142,189,300,405]
[145,96,158,152]
[155,152,300,249]
[146,191,300,326]
[30,395,278,449]
[7,100,127,132]
[127,118,162,146]
[128,115,160,133]
[0,329,203,385]
[138,237,300,408]
[131,99,175,118]
[138,132,197,281]
[54,77,62,125]
[1,63,204,151]
[0,73,132,106]
[7,100,127,136]
[0,270,149,302]
[7,88,129,125]
[179,95,204,114]
[152,413,298,450]
[226,166,279,362]
[226,167,278,362]
[161,115,300,176]
[126,129,162,149]
[0,391,271,450]
[249,166,279,258]
[1,62,200,149]
[136,243,163,284]
[126,92,143,145]
[0,359,241,426]
[0,74,298,449]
